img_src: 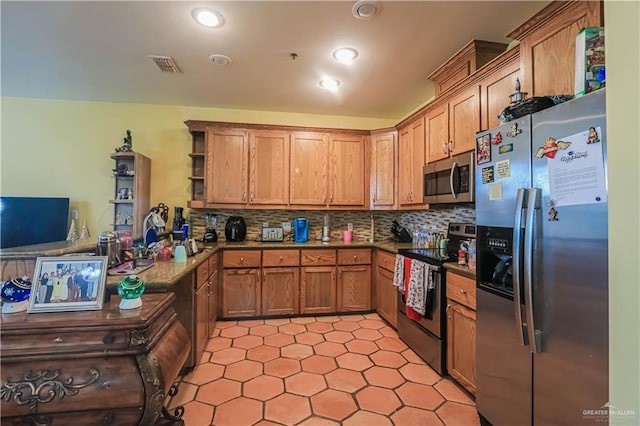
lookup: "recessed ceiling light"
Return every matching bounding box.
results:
[352,1,379,19]
[333,48,359,64]
[320,78,340,91]
[192,8,224,28]
[209,54,232,66]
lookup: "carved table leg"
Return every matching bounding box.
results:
[160,383,185,424]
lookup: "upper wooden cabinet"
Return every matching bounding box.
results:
[398,116,425,206]
[370,129,396,209]
[289,131,329,206]
[508,1,603,97]
[426,85,480,163]
[329,134,367,207]
[207,128,249,204]
[249,130,290,206]
[478,48,521,131]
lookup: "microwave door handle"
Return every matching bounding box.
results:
[513,188,527,346]
[449,162,459,199]
[524,187,542,353]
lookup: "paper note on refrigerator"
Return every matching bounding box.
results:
[546,126,607,207]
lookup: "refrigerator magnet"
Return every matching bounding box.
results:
[548,207,559,221]
[535,137,571,159]
[491,132,503,145]
[477,135,491,165]
[498,143,513,154]
[507,122,522,137]
[481,166,494,184]
[587,127,601,144]
[496,159,510,178]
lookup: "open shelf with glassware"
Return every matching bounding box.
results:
[186,125,206,208]
[110,152,151,237]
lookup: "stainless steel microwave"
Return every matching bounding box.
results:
[423,152,475,204]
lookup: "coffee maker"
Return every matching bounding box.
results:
[203,213,218,243]
[293,218,309,243]
[172,207,185,241]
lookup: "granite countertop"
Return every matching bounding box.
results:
[443,262,477,279]
[0,237,98,259]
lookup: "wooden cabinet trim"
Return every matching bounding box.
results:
[446,271,476,310]
[223,250,262,268]
[337,248,372,265]
[262,249,300,267]
[301,249,337,266]
[376,250,396,273]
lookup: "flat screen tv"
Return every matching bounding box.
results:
[0,197,70,249]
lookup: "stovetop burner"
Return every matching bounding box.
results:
[399,222,476,265]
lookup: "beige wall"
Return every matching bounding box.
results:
[0,1,638,416]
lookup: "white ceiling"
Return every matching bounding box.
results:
[1,1,548,120]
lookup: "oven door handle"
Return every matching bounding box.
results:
[449,161,459,199]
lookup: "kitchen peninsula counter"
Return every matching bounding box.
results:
[443,262,476,279]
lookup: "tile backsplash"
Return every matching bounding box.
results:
[187,206,475,242]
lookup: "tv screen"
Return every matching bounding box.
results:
[0,197,70,249]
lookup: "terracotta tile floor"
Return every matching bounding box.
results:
[169,313,480,426]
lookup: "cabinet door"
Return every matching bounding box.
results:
[376,266,397,328]
[249,130,289,205]
[449,85,480,156]
[222,268,261,318]
[480,58,520,130]
[208,269,218,338]
[337,265,371,312]
[195,279,209,362]
[207,128,249,204]
[370,131,396,208]
[262,267,299,316]
[397,124,413,205]
[447,300,477,394]
[426,104,449,163]
[290,132,328,205]
[300,266,336,314]
[330,134,366,206]
[409,117,426,204]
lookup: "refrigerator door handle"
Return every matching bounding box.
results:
[513,188,528,346]
[449,162,459,199]
[524,187,542,353]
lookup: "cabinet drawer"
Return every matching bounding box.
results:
[338,248,371,265]
[447,271,476,310]
[262,249,300,267]
[208,252,219,272]
[376,250,396,272]
[196,261,209,289]
[223,250,261,268]
[301,249,337,266]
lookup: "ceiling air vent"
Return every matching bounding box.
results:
[352,1,379,19]
[149,55,182,73]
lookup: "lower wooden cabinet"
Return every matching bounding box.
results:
[262,267,299,316]
[375,250,397,328]
[195,277,209,361]
[337,265,371,311]
[446,270,477,394]
[222,268,261,318]
[207,252,219,338]
[300,266,336,314]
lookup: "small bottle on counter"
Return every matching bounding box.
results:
[467,239,477,270]
[458,247,467,266]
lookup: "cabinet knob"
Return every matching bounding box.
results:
[240,257,244,262]
[449,140,454,150]
[460,289,467,295]
[250,192,254,202]
[54,337,63,343]
[279,256,284,261]
[353,255,357,260]
[242,192,247,202]
[316,255,320,259]
[446,304,452,319]
[442,142,448,155]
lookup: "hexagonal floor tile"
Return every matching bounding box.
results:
[297,417,340,426]
[352,328,383,341]
[295,331,325,346]
[209,347,247,365]
[402,347,424,364]
[399,363,441,385]
[358,319,386,329]
[249,324,279,337]
[167,382,197,410]
[356,386,401,415]
[325,330,355,343]
[213,396,263,426]
[195,377,241,405]
[215,320,238,329]
[301,355,338,374]
[333,321,361,332]
[182,362,224,386]
[339,314,365,322]
[264,333,295,347]
[219,325,249,338]
[391,406,444,425]
[265,393,312,425]
[306,322,335,333]
[264,357,301,378]
[434,378,475,405]
[345,339,379,355]
[285,371,327,396]
[336,352,374,371]
[264,318,291,326]
[237,319,264,327]
[343,410,393,426]
[311,389,357,421]
[243,375,285,401]
[224,359,263,382]
[363,366,405,389]
[281,343,314,360]
[179,400,214,426]
[279,323,307,335]
[325,369,367,393]
[232,334,264,349]
[375,336,408,352]
[436,401,481,425]
[254,421,282,426]
[379,326,399,337]
[291,316,317,324]
[396,382,445,410]
[313,341,348,357]
[370,350,408,368]
[315,315,341,323]
[205,336,232,352]
[246,345,280,363]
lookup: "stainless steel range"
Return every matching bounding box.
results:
[397,222,476,374]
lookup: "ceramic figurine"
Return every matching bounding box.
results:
[1,277,32,314]
[117,274,145,309]
[115,129,133,153]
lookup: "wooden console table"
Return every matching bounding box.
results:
[0,293,190,425]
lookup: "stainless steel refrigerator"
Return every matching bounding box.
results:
[475,89,608,425]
